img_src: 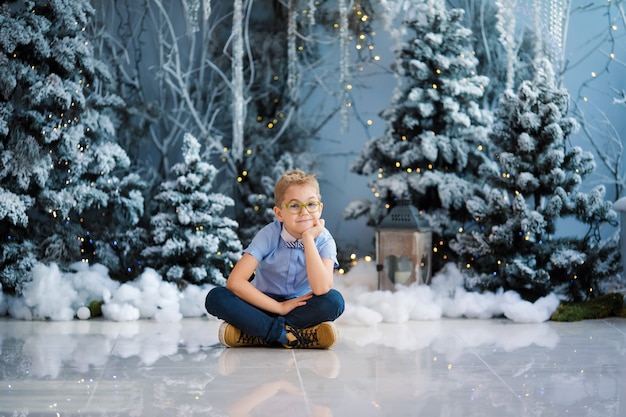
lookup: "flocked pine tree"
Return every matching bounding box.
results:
[347,0,493,270]
[450,59,620,302]
[141,133,242,287]
[0,0,144,293]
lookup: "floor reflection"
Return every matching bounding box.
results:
[1,317,625,416]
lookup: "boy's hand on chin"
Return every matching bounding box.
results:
[302,218,325,240]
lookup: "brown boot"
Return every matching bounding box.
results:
[283,322,339,349]
[218,322,269,347]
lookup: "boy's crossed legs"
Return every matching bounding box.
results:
[205,287,345,349]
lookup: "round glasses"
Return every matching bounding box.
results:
[283,201,322,214]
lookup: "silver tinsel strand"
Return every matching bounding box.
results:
[231,0,245,162]
[495,0,517,90]
[287,0,298,104]
[339,0,350,132]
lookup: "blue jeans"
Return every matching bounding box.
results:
[205,287,345,343]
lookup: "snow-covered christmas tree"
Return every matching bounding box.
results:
[348,0,493,270]
[141,133,242,287]
[0,0,143,293]
[451,59,620,302]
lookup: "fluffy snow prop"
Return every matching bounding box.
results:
[4,260,558,324]
[334,262,560,325]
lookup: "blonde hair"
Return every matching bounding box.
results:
[274,169,321,205]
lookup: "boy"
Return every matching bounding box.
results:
[205,169,345,348]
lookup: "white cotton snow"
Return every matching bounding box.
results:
[3,257,560,325]
[502,292,561,323]
[19,263,77,321]
[102,268,183,322]
[68,262,120,307]
[334,261,560,325]
[179,283,213,318]
[0,283,6,316]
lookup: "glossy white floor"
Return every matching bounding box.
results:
[1,316,625,417]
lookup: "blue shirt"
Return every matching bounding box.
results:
[245,219,338,298]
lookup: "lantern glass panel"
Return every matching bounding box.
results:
[384,255,413,285]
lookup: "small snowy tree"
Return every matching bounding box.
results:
[0,0,143,293]
[451,60,620,302]
[348,0,493,270]
[142,133,242,287]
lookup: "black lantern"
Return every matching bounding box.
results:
[375,202,432,290]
